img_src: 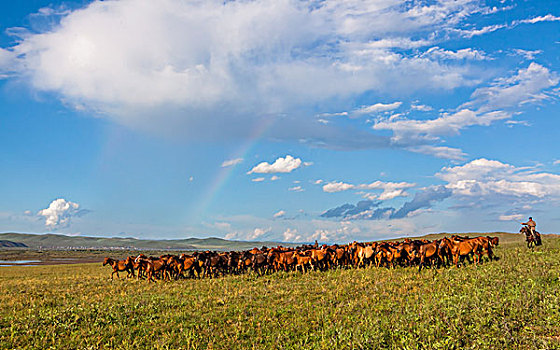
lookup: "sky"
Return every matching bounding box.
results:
[0,0,559,243]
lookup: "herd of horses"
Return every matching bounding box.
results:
[103,235,502,282]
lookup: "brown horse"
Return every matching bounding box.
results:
[418,241,439,271]
[292,251,314,273]
[103,257,134,279]
[134,256,170,282]
[351,242,375,268]
[309,248,329,270]
[449,238,482,266]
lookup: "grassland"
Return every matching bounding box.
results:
[1,237,560,349]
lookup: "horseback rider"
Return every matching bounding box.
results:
[521,217,537,238]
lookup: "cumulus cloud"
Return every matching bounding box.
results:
[282,228,301,242]
[221,158,243,167]
[273,210,286,218]
[437,158,560,200]
[323,181,355,193]
[0,0,502,148]
[37,198,87,229]
[248,155,303,174]
[248,227,272,240]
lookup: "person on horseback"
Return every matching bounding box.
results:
[521,217,537,238]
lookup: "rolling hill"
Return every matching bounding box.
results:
[0,232,293,251]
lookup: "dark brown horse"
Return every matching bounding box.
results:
[520,226,542,248]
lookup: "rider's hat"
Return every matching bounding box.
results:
[529,217,532,220]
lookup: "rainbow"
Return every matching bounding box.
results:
[194,117,277,220]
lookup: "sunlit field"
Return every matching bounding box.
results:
[1,238,560,350]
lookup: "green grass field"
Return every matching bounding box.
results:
[1,237,560,350]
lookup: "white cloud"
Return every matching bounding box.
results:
[273,210,286,218]
[466,63,559,112]
[251,177,265,182]
[437,158,560,200]
[373,63,559,148]
[282,228,301,242]
[423,47,491,61]
[221,158,243,167]
[407,145,467,160]
[0,48,17,78]
[511,49,542,61]
[248,227,271,240]
[248,155,302,174]
[361,38,432,49]
[454,14,560,39]
[289,186,304,192]
[554,160,560,166]
[323,181,354,193]
[323,180,415,200]
[517,14,560,25]
[37,198,83,229]
[353,102,402,116]
[0,0,494,147]
[224,232,238,240]
[499,214,523,221]
[456,24,508,38]
[270,175,280,181]
[410,103,433,112]
[505,120,531,127]
[374,109,510,143]
[226,226,273,241]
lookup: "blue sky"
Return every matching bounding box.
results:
[1,0,559,242]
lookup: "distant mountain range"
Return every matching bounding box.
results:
[0,232,293,251]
